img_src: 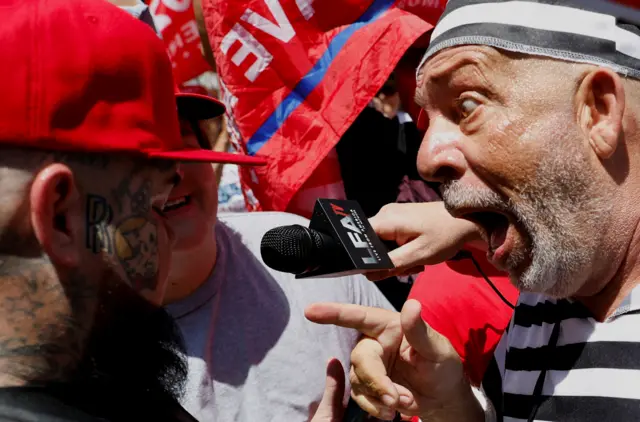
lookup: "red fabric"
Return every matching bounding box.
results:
[203,0,438,211]
[396,0,447,23]
[148,0,211,84]
[286,149,346,218]
[408,248,519,386]
[614,0,640,8]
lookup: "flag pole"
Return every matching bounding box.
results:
[193,0,217,72]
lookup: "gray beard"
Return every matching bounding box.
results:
[441,145,611,298]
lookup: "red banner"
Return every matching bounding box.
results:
[203,0,437,211]
[149,0,211,84]
[397,0,447,26]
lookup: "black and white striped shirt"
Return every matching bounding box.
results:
[482,287,640,421]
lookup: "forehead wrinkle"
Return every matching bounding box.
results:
[420,46,505,94]
[417,51,511,115]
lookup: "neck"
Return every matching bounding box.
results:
[164,229,218,305]
[0,255,97,387]
[576,218,640,322]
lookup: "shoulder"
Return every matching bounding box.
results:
[218,211,309,252]
[219,212,309,236]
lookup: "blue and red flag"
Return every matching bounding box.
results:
[202,0,442,211]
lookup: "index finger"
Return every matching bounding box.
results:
[305,303,399,339]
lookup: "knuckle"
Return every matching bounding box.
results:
[350,344,368,364]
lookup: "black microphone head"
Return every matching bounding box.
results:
[260,225,317,274]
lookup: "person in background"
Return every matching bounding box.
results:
[112,2,354,420]
[160,89,396,421]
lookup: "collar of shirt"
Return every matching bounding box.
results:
[607,283,640,321]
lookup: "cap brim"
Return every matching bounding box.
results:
[176,92,226,120]
[148,148,267,165]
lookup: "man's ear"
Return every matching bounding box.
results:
[576,68,625,160]
[30,163,82,268]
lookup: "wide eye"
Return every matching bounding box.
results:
[458,98,480,119]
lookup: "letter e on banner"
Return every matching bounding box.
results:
[220,23,273,82]
[149,0,211,83]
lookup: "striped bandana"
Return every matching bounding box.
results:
[417,0,640,80]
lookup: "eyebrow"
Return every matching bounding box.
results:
[414,56,480,110]
[415,52,501,110]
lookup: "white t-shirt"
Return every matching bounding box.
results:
[166,211,394,422]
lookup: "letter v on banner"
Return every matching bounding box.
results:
[219,0,316,83]
[204,0,438,212]
[241,0,296,42]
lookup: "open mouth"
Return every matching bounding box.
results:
[163,195,191,212]
[461,211,511,253]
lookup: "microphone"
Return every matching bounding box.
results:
[260,199,395,279]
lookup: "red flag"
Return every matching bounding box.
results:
[397,0,447,26]
[149,0,211,84]
[203,0,436,211]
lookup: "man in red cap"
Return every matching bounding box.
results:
[152,82,393,421]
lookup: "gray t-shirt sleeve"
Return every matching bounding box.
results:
[348,274,396,311]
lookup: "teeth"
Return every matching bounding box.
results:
[163,196,188,210]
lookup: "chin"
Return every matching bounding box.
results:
[510,252,584,299]
[169,217,215,252]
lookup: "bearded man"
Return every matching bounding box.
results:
[305,1,640,421]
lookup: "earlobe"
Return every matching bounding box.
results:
[30,164,82,268]
[578,68,625,160]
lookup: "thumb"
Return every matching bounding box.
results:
[400,299,454,361]
[312,358,346,422]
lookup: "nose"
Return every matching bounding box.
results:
[417,117,468,183]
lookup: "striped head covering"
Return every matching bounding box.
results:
[417,0,640,80]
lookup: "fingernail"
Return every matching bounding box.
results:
[381,394,396,407]
[399,395,413,407]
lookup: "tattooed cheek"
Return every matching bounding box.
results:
[112,177,152,215]
[113,216,160,292]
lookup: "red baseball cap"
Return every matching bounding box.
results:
[0,0,265,165]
